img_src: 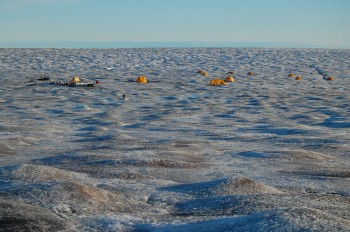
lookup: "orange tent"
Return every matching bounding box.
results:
[136,76,148,83]
[210,79,226,86]
[70,76,81,83]
[201,71,209,76]
[197,70,209,76]
[225,76,235,82]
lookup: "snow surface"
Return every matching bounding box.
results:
[0,48,350,231]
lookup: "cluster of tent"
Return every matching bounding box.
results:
[35,69,336,89]
[200,70,244,86]
[288,73,302,80]
[133,71,237,87]
[288,73,335,81]
[204,70,336,86]
[135,70,309,87]
[208,76,236,86]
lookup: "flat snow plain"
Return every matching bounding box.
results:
[0,48,350,231]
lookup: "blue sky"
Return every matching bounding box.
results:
[0,0,349,48]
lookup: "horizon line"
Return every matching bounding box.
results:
[0,41,348,49]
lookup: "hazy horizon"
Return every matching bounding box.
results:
[0,41,341,49]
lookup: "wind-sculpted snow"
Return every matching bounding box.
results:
[0,48,350,231]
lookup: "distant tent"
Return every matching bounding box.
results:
[295,76,302,81]
[136,76,148,83]
[197,70,209,76]
[71,76,81,83]
[225,76,235,82]
[288,73,296,78]
[201,71,209,76]
[247,71,254,76]
[210,79,226,86]
[327,76,335,81]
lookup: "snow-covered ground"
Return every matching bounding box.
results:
[0,48,349,231]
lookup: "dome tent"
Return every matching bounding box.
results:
[210,79,226,86]
[136,76,149,83]
[197,70,209,76]
[70,76,81,83]
[225,76,235,82]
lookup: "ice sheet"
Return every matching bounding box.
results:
[0,48,349,231]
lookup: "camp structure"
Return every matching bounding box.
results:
[50,76,94,87]
[295,76,302,81]
[136,76,149,83]
[247,71,254,76]
[288,73,296,78]
[209,79,227,86]
[327,76,335,81]
[225,76,235,82]
[69,76,95,86]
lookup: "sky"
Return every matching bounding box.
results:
[0,0,349,48]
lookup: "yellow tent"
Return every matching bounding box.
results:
[136,76,148,83]
[201,71,209,76]
[71,76,81,83]
[197,70,209,76]
[225,76,235,82]
[210,79,226,86]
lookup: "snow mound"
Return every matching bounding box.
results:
[13,164,85,181]
[284,149,333,160]
[8,164,144,214]
[160,176,281,196]
[0,199,72,232]
[215,177,282,195]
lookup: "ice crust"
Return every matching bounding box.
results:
[0,48,350,231]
